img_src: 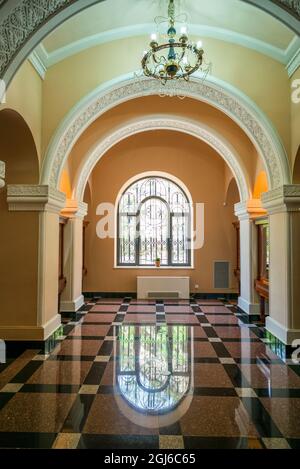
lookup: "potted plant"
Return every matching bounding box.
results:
[155,257,161,268]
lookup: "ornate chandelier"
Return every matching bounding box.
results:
[141,0,211,86]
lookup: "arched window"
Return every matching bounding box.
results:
[117,176,191,266]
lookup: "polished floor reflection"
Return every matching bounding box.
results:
[0,297,300,449]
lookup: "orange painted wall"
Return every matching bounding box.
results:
[83,130,239,294]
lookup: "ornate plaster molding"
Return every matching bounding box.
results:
[7,184,66,212]
[41,75,290,195]
[74,117,250,202]
[262,184,300,213]
[234,199,267,220]
[277,0,300,18]
[0,160,5,188]
[61,199,88,218]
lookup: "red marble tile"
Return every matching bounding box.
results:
[166,314,199,324]
[193,364,233,387]
[200,306,231,314]
[260,398,300,438]
[165,306,193,313]
[90,305,120,312]
[193,341,217,358]
[54,339,102,356]
[224,342,279,359]
[0,393,76,433]
[83,394,159,434]
[27,361,92,385]
[192,326,208,338]
[239,363,300,389]
[123,314,156,323]
[69,325,110,337]
[83,313,116,323]
[127,305,156,313]
[180,396,258,437]
[214,326,256,339]
[207,315,239,325]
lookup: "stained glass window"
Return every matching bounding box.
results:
[118,177,191,266]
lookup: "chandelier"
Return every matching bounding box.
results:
[141,0,211,86]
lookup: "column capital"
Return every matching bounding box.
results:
[234,199,266,220]
[0,160,5,189]
[7,185,66,213]
[60,199,88,219]
[262,185,300,214]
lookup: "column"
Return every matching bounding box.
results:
[1,185,66,341]
[262,185,300,345]
[0,161,5,188]
[60,200,88,312]
[234,200,266,315]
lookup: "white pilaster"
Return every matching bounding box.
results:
[60,200,88,312]
[6,185,66,340]
[262,185,300,345]
[234,199,266,315]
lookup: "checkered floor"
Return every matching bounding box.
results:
[0,297,300,449]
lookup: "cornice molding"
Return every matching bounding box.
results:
[41,74,290,194]
[34,24,299,69]
[7,184,66,213]
[0,160,5,189]
[28,50,47,80]
[74,116,250,202]
[262,184,300,213]
[61,199,88,218]
[234,199,267,220]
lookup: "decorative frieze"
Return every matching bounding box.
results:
[262,185,300,213]
[7,184,66,213]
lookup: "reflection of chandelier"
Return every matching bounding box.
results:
[141,0,211,85]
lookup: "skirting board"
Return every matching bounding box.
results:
[238,297,260,316]
[60,295,84,312]
[0,314,61,341]
[266,316,300,346]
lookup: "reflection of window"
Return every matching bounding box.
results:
[117,177,191,266]
[117,325,191,414]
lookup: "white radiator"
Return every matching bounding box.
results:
[137,276,190,299]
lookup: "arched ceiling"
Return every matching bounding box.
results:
[0,0,299,85]
[35,0,299,70]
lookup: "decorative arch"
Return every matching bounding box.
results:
[0,1,299,85]
[41,74,290,194]
[73,117,251,203]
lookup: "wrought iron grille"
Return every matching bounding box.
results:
[118,177,191,266]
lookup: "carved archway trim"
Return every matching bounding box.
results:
[73,116,251,202]
[40,74,291,191]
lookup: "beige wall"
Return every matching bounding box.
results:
[42,37,291,160]
[1,61,43,162]
[83,130,239,294]
[291,67,300,181]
